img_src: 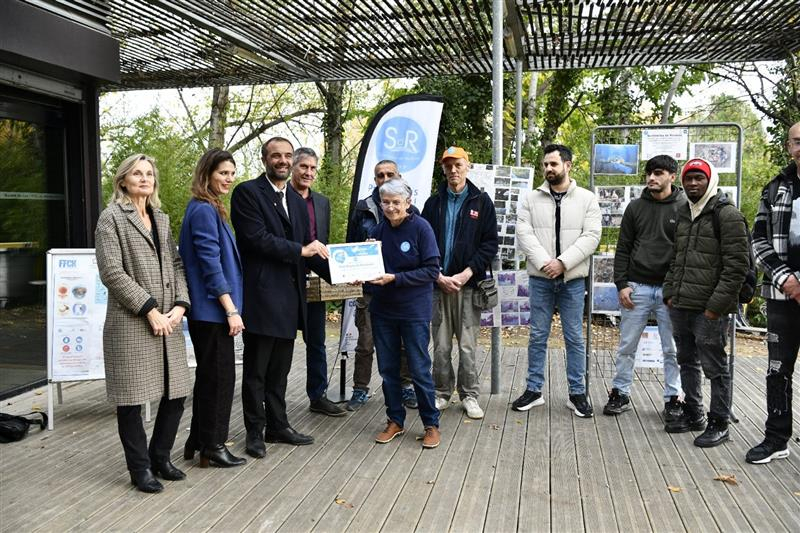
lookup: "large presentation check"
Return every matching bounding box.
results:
[327,242,386,284]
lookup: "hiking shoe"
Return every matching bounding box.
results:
[511,389,544,411]
[745,440,790,464]
[435,396,450,410]
[462,396,484,419]
[663,396,683,424]
[310,396,347,417]
[602,388,631,416]
[422,426,441,448]
[664,409,706,433]
[567,394,594,418]
[347,388,369,411]
[375,421,404,443]
[401,386,418,409]
[694,416,729,448]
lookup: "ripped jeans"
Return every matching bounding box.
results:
[765,299,800,445]
[669,308,731,421]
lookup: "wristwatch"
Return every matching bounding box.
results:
[225,309,239,317]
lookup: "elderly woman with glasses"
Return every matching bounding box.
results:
[366,178,442,448]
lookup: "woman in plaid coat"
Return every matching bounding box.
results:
[95,154,191,493]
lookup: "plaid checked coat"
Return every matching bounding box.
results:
[95,203,191,405]
[752,162,798,300]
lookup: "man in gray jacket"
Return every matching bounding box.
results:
[663,158,749,448]
[604,155,685,423]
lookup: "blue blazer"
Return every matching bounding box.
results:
[179,198,243,323]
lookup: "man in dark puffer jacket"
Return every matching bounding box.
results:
[662,158,749,447]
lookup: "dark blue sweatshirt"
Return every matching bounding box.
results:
[368,213,440,321]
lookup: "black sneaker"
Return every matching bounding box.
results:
[745,440,790,464]
[603,388,631,416]
[664,409,706,433]
[567,394,594,418]
[511,389,544,411]
[663,396,683,424]
[693,417,729,448]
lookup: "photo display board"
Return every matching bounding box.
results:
[469,163,535,269]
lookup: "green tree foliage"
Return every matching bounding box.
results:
[412,74,514,188]
[102,110,201,239]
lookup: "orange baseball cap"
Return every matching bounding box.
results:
[441,146,470,163]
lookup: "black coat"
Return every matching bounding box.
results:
[230,174,328,339]
[421,179,498,287]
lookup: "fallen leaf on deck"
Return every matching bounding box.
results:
[516,420,523,425]
[426,480,435,485]
[489,424,500,430]
[334,498,354,509]
[225,440,235,447]
[667,486,682,493]
[793,491,800,497]
[463,419,473,424]
[714,474,738,485]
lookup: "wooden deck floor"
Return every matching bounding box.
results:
[1,335,799,533]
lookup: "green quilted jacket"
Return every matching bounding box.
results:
[662,192,750,315]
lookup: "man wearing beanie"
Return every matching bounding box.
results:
[603,155,685,423]
[662,158,749,447]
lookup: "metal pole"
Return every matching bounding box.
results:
[490,0,503,395]
[515,59,523,166]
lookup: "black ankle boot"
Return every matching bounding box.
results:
[199,444,247,468]
[150,458,186,480]
[130,469,164,493]
[664,409,706,433]
[694,417,729,448]
[184,438,198,460]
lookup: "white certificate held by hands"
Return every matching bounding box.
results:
[327,242,386,284]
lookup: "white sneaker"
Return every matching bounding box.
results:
[435,396,449,410]
[462,396,484,419]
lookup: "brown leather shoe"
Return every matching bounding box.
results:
[375,421,404,443]
[422,426,440,449]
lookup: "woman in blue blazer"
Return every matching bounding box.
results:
[179,149,246,468]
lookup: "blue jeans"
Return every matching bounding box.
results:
[611,282,681,400]
[303,301,328,401]
[371,315,439,428]
[527,276,587,395]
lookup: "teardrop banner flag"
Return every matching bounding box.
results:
[348,94,444,221]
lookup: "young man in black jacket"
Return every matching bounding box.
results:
[421,146,498,419]
[747,121,800,464]
[603,155,685,423]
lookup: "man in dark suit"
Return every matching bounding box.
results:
[289,147,346,417]
[230,137,330,458]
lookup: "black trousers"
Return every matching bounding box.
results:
[241,332,294,433]
[669,308,731,421]
[765,299,800,444]
[117,397,184,472]
[187,320,236,448]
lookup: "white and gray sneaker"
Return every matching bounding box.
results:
[462,396,484,419]
[435,396,450,411]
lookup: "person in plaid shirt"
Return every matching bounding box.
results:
[747,122,800,464]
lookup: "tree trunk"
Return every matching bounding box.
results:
[317,81,345,176]
[661,66,686,124]
[209,85,230,150]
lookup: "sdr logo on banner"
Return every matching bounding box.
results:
[376,117,427,172]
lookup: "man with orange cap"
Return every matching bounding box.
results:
[422,146,498,420]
